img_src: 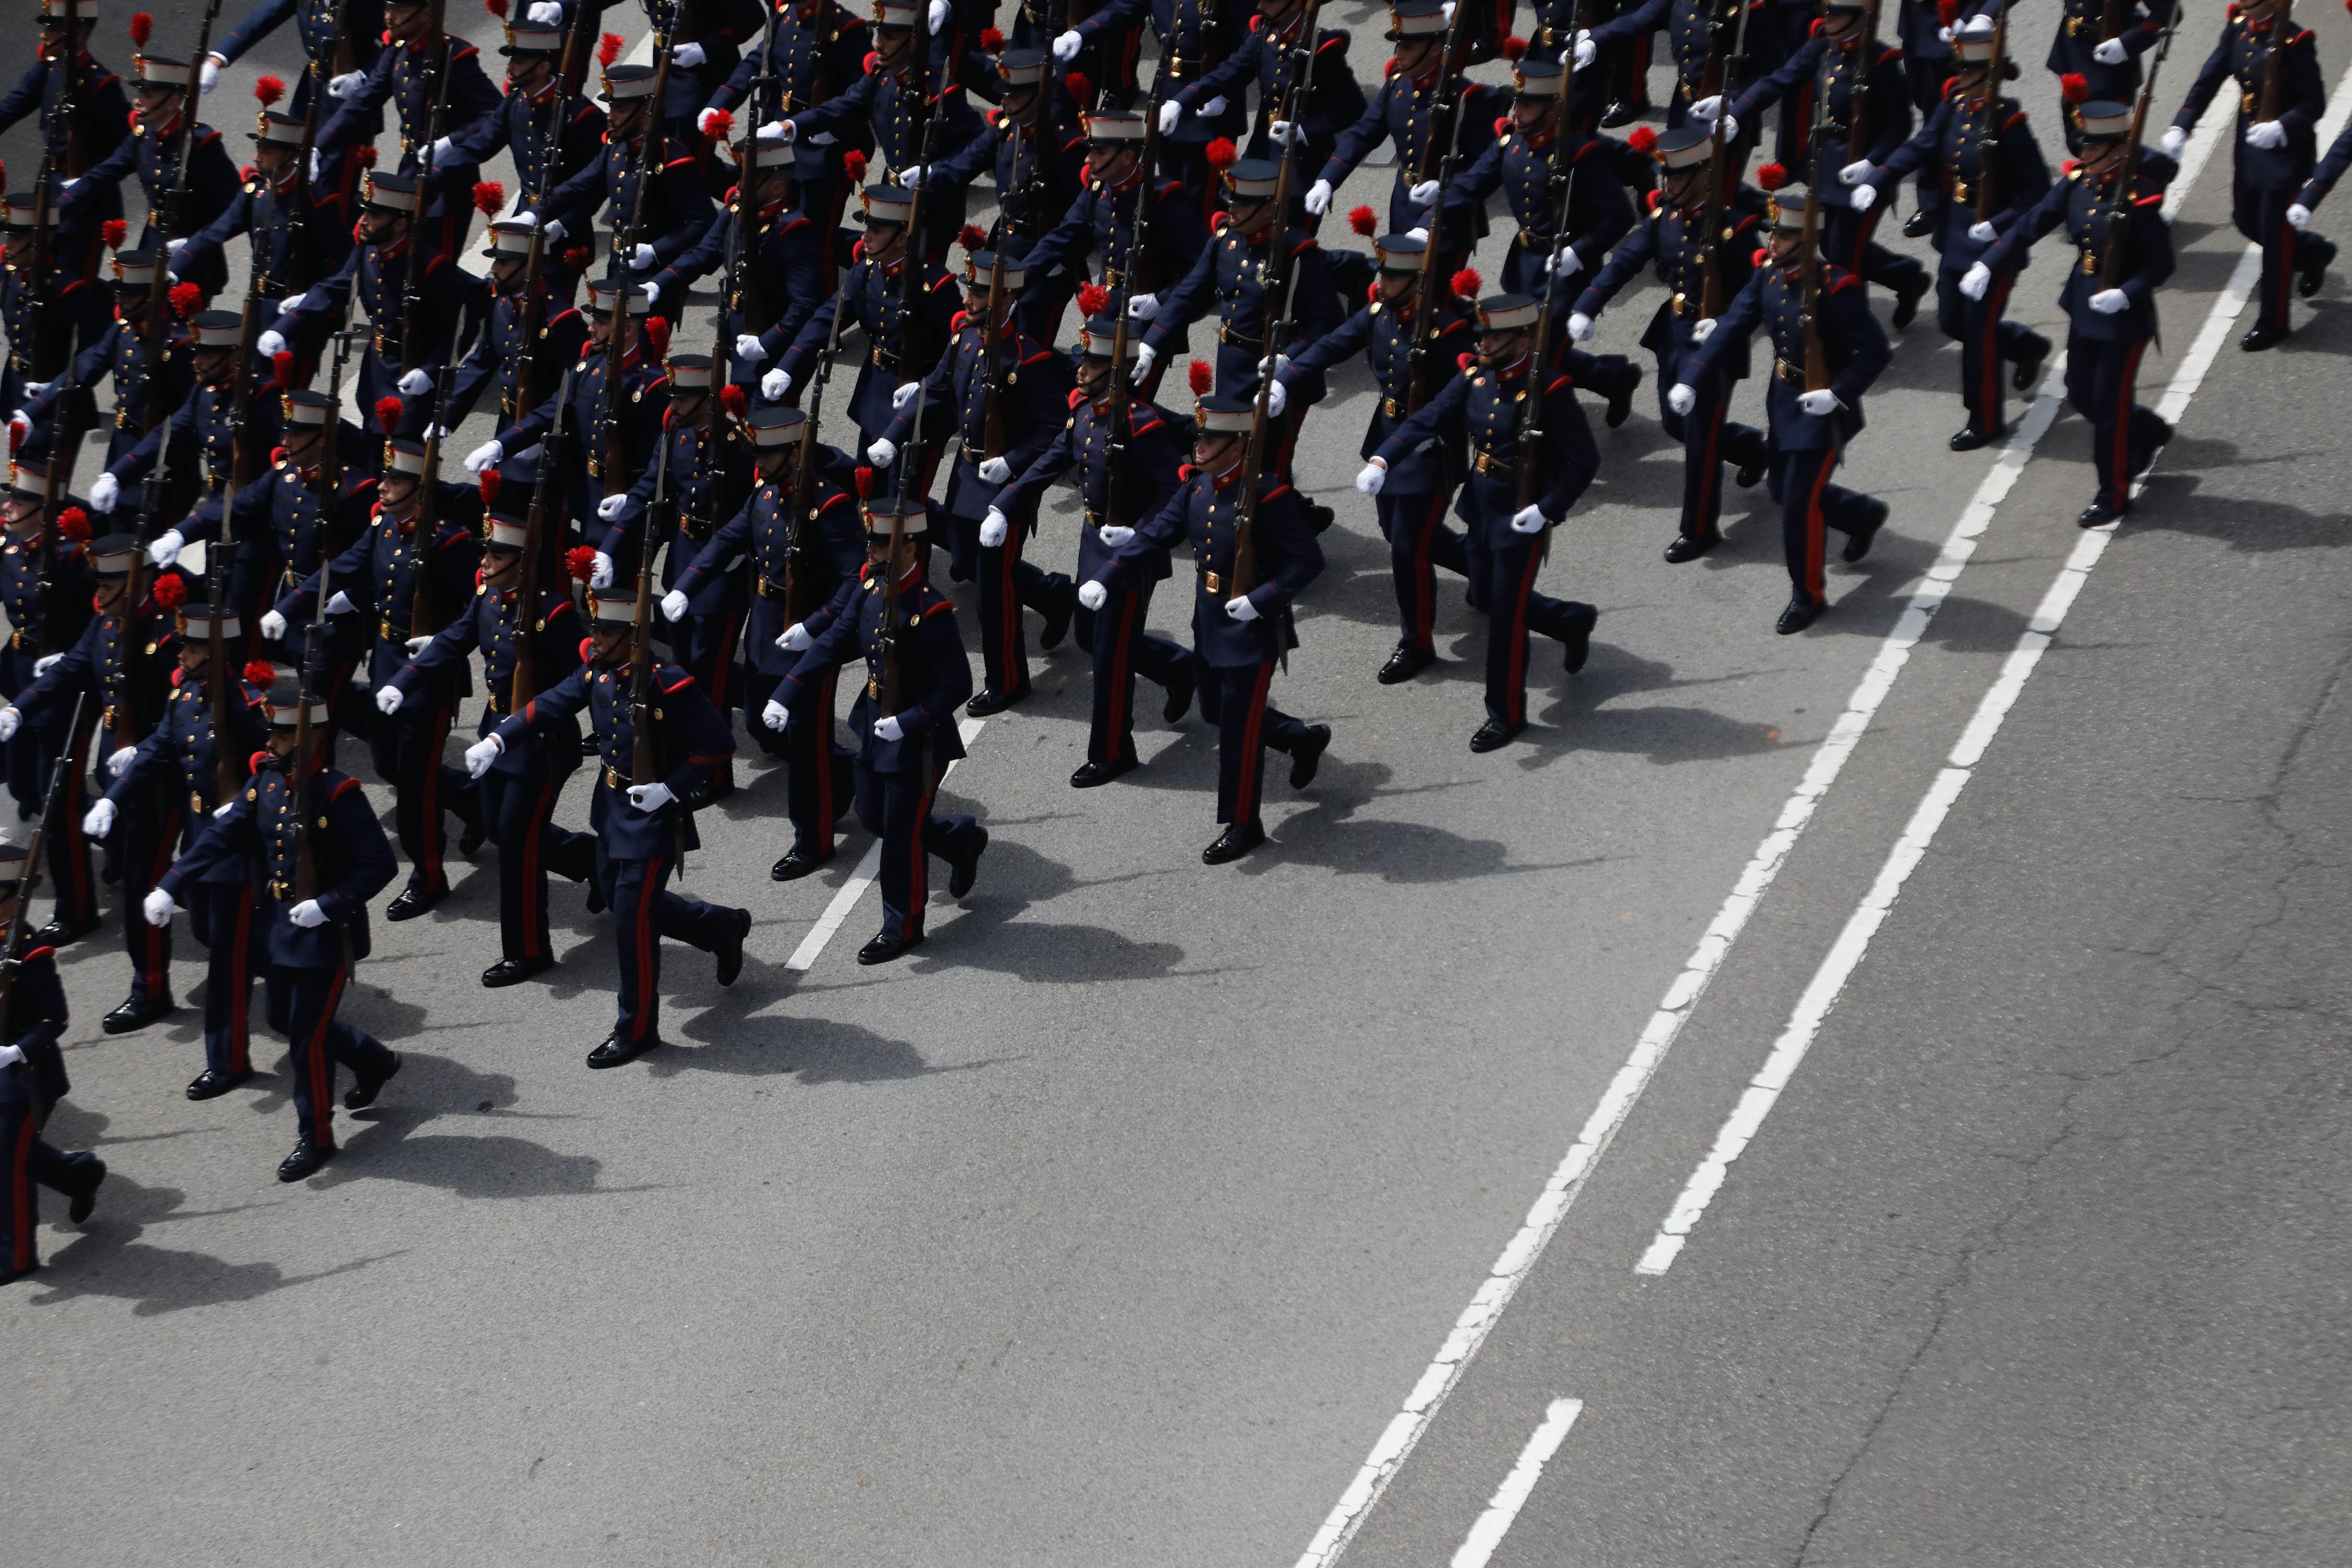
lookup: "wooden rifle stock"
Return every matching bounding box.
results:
[509,363,577,713]
[2100,6,2178,288]
[0,691,88,1015]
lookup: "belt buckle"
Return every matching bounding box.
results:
[1203,570,1221,594]
[1952,179,1971,203]
[2241,90,2258,114]
[1382,397,1400,418]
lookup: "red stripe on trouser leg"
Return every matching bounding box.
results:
[630,856,665,1041]
[307,965,349,1148]
[62,732,90,914]
[1693,398,1722,535]
[1107,592,1136,743]
[905,777,935,940]
[8,1116,33,1273]
[1980,276,2010,426]
[2277,221,2295,324]
[1507,540,1543,725]
[1412,493,1441,643]
[707,611,741,709]
[814,681,837,855]
[1233,661,1272,824]
[520,779,554,959]
[228,890,252,1074]
[997,537,1022,682]
[2115,340,2144,504]
[416,706,449,885]
[1803,452,1835,602]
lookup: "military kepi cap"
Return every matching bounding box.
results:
[1768,186,1819,230]
[1078,313,1136,358]
[383,437,430,478]
[1082,107,1147,143]
[5,458,57,500]
[1387,0,1448,39]
[265,671,330,728]
[1375,231,1427,271]
[1224,157,1282,201]
[482,510,531,552]
[39,0,98,23]
[1,194,51,234]
[364,170,422,214]
[2077,100,2134,140]
[746,406,806,448]
[602,63,659,102]
[0,839,28,894]
[1195,392,1254,434]
[176,594,241,638]
[1513,56,1564,96]
[667,352,713,389]
[190,310,243,349]
[111,247,164,286]
[501,18,564,54]
[586,584,640,625]
[1655,122,1714,169]
[964,249,1028,289]
[857,182,915,226]
[585,276,653,316]
[130,55,190,91]
[862,496,932,542]
[87,532,139,578]
[252,109,305,148]
[282,388,335,425]
[1477,293,1541,331]
[1954,12,2000,60]
[998,47,1048,87]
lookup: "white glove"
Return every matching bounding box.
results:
[2089,287,2130,315]
[83,799,116,837]
[1689,317,1717,343]
[2092,37,2128,65]
[660,589,690,622]
[1666,383,1698,415]
[872,713,904,743]
[734,333,769,362]
[0,708,16,742]
[1547,247,1583,278]
[699,107,728,137]
[405,635,433,655]
[1691,94,1723,121]
[762,367,791,400]
[256,328,288,359]
[1838,159,1874,187]
[106,744,136,778]
[89,472,119,513]
[1201,95,1228,117]
[2160,125,2189,159]
[1077,580,1107,610]
[1126,290,1160,320]
[1408,178,1440,207]
[1053,29,1083,61]
[1132,342,1158,381]
[673,41,707,68]
[767,120,795,145]
[927,0,950,30]
[465,439,504,473]
[143,888,176,926]
[280,291,308,315]
[643,280,662,306]
[2288,202,2313,230]
[31,655,61,678]
[1959,261,1993,301]
[464,734,504,777]
[760,698,790,731]
[1269,120,1302,147]
[1968,220,1999,243]
[596,492,630,521]
[421,425,452,443]
[630,243,657,269]
[1938,25,1955,43]
[289,899,327,928]
[147,528,185,568]
[1159,100,1184,135]
[1849,183,1877,211]
[1509,505,1548,534]
[1355,459,1386,496]
[260,609,288,641]
[1406,225,1429,243]
[1099,525,1138,549]
[1712,113,1738,143]
[1566,311,1597,342]
[527,1,563,21]
[1224,594,1259,622]
[977,456,1012,483]
[1304,178,1333,216]
[978,510,1009,548]
[891,382,920,411]
[395,368,431,396]
[779,621,813,651]
[375,683,405,714]
[1573,31,1596,70]
[214,800,236,817]
[327,70,366,100]
[627,781,676,812]
[589,552,615,590]
[424,135,456,169]
[1264,378,1287,417]
[2246,120,2288,152]
[541,217,566,241]
[866,436,898,466]
[324,590,356,616]
[1797,388,1841,416]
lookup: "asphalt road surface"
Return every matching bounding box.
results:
[4,6,2347,1566]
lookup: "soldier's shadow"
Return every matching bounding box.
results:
[2132,468,2349,554]
[1248,758,1608,884]
[659,989,998,1085]
[1513,643,1790,768]
[312,1054,629,1201]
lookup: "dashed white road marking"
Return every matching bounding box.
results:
[1449,1398,1584,1568]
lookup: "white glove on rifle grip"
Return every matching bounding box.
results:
[672,41,707,68]
[1131,343,1158,381]
[1053,30,1083,61]
[88,472,119,513]
[1573,33,1596,70]
[1265,379,1287,417]
[2093,37,2129,65]
[465,439,503,472]
[199,55,222,93]
[979,509,1010,547]
[148,528,185,567]
[891,382,920,411]
[1098,524,1136,548]
[1158,100,1184,135]
[977,456,1012,483]
[661,589,690,622]
[1225,594,1259,622]
[2089,287,2130,315]
[1968,220,1999,243]
[1797,389,1842,416]
[872,714,904,743]
[734,333,768,362]
[1838,159,1875,187]
[2246,120,2288,151]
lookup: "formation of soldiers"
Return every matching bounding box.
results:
[1,0,2336,1277]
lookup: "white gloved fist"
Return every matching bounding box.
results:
[673,41,707,68]
[630,243,657,269]
[1509,505,1547,535]
[327,70,366,99]
[256,328,287,359]
[397,368,431,396]
[2288,202,2313,230]
[1304,178,1333,216]
[1797,388,1842,417]
[289,899,327,928]
[1567,310,1596,342]
[762,368,791,400]
[2089,287,2130,315]
[1713,113,1738,142]
[1077,580,1107,611]
[465,439,504,473]
[1968,220,1999,243]
[106,744,136,778]
[1132,342,1158,381]
[590,552,615,590]
[977,456,1011,484]
[767,119,795,145]
[31,655,61,678]
[1159,100,1184,135]
[1409,178,1440,207]
[1053,29,1083,61]
[927,0,950,29]
[1547,246,1583,278]
[2093,37,2129,65]
[83,799,117,837]
[1224,594,1259,622]
[1201,95,1227,117]
[260,609,288,641]
[1689,316,1717,344]
[760,698,790,731]
[1355,459,1386,496]
[527,1,562,21]
[660,589,690,622]
[779,621,813,651]
[2160,124,2189,159]
[464,734,504,777]
[324,590,356,616]
[424,135,456,169]
[1098,525,1136,548]
[405,635,431,655]
[143,887,176,926]
[979,509,1009,547]
[1839,159,1874,187]
[1691,94,1723,120]
[1666,383,1698,415]
[596,492,630,521]
[89,472,119,513]
[375,684,405,714]
[540,216,565,241]
[866,436,898,467]
[642,280,662,306]
[148,528,185,568]
[1126,290,1160,320]
[1573,31,1596,70]
[891,382,920,411]
[2246,120,2287,152]
[0,708,17,742]
[1849,183,1877,211]
[200,54,223,93]
[734,332,768,361]
[627,781,676,812]
[1264,378,1287,417]
[872,713,904,743]
[1269,120,1302,147]
[1959,261,1993,300]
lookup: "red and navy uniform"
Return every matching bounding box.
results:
[18,314,197,472]
[215,0,388,105]
[0,46,132,184]
[1323,59,1511,239]
[0,526,95,843]
[446,76,607,213]
[1063,0,1252,215]
[607,412,757,724]
[656,190,831,384]
[1017,164,1214,344]
[445,264,590,429]
[787,51,988,256]
[540,130,717,275]
[1445,123,1635,294]
[223,442,378,718]
[0,941,98,1283]
[61,115,242,294]
[105,365,291,530]
[1176,11,1367,177]
[704,0,877,280]
[931,107,1091,333]
[2041,0,2174,133]
[318,28,504,230]
[1589,0,1794,125]
[1,199,111,386]
[177,146,367,307]
[776,255,962,441]
[493,333,670,522]
[268,227,488,439]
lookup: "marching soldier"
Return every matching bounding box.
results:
[868,247,1076,710]
[989,298,1195,785]
[1853,13,2052,447]
[1050,0,1249,224]
[659,129,829,384]
[1165,0,1366,181]
[1676,180,1894,632]
[3,189,113,396]
[2042,0,2175,148]
[468,577,753,1067]
[60,43,243,296]
[1364,292,1601,751]
[149,671,404,1183]
[316,0,503,239]
[86,596,269,1089]
[444,13,608,222]
[1272,233,1474,685]
[89,309,289,561]
[1966,97,2175,525]
[0,458,99,925]
[383,489,593,987]
[173,96,364,312]
[1571,123,1772,559]
[443,216,590,429]
[13,247,195,474]
[1578,0,1793,129]
[535,62,715,283]
[699,0,875,280]
[2163,0,2332,351]
[210,0,387,114]
[269,436,487,919]
[1081,391,1329,863]
[927,48,1089,334]
[1309,0,1509,242]
[0,1,133,203]
[1441,54,1635,298]
[0,841,105,1287]
[779,494,989,960]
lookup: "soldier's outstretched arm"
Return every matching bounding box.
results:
[1139,236,1220,358]
[156,797,259,904]
[1373,367,1470,465]
[498,663,593,745]
[2170,30,2235,135]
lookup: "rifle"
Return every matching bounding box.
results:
[1798,62,1835,465]
[319,326,361,555]
[397,4,455,383]
[784,284,851,624]
[0,693,88,1018]
[1698,0,1754,318]
[20,0,79,383]
[509,0,596,420]
[288,504,332,909]
[2259,0,2294,122]
[206,526,240,803]
[977,245,1010,476]
[2099,5,2180,288]
[32,428,82,654]
[142,0,227,433]
[1103,75,1166,527]
[717,3,776,388]
[1404,0,1475,413]
[273,56,332,304]
[891,5,949,385]
[405,355,461,648]
[625,420,673,792]
[508,362,575,712]
[1842,0,1884,166]
[1975,3,2009,226]
[1515,0,1587,517]
[1228,0,1327,601]
[614,0,681,283]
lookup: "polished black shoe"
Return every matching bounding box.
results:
[100,993,175,1035]
[481,955,556,988]
[2299,245,2332,297]
[1302,501,1336,535]
[1775,594,1825,636]
[584,879,606,914]
[715,906,752,986]
[1903,206,1937,238]
[2077,500,2124,528]
[1734,454,1767,489]
[1891,278,1929,331]
[33,916,101,948]
[771,843,833,881]
[185,1067,252,1101]
[1469,717,1524,753]
[277,1137,334,1182]
[1161,665,1195,723]
[1202,821,1266,864]
[1598,98,1638,128]
[856,929,924,965]
[1561,604,1599,673]
[1038,577,1076,651]
[1841,498,1891,563]
[1949,425,1998,452]
[67,1159,105,1224]
[1662,533,1717,563]
[965,685,1028,718]
[1605,364,1642,429]
[343,1051,399,1111]
[948,558,974,583]
[1377,642,1436,684]
[1289,724,1331,790]
[458,815,488,858]
[2241,323,2287,352]
[384,884,446,921]
[587,1032,661,1068]
[1070,757,1136,789]
[2010,333,2051,391]
[948,827,987,899]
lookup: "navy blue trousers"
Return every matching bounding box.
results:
[1936,267,2048,439]
[977,527,1073,698]
[746,664,856,859]
[266,961,393,1154]
[1767,446,1878,607]
[856,752,983,944]
[2235,184,2334,334]
[1074,578,1189,767]
[368,696,482,896]
[2062,333,2170,513]
[1471,531,1596,726]
[596,844,737,1045]
[482,765,595,963]
[1201,658,1311,827]
[120,800,185,1005]
[187,879,258,1077]
[2,1071,99,1278]
[1377,492,1471,650]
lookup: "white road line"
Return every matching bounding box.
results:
[1631,68,2352,1279]
[1449,1399,1585,1568]
[784,716,986,971]
[1290,86,2252,1568]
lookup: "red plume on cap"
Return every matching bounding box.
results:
[353,143,378,166]
[473,180,506,215]
[1206,136,1238,171]
[255,75,287,107]
[1756,161,1789,190]
[478,469,501,504]
[643,315,671,356]
[129,11,154,47]
[981,25,1005,50]
[59,508,90,541]
[1628,124,1658,154]
[375,395,405,432]
[702,108,734,142]
[719,383,748,417]
[244,659,277,686]
[1066,71,1092,102]
[6,419,19,453]
[844,148,868,182]
[170,281,203,317]
[151,573,187,609]
[271,349,295,385]
[1502,34,1528,61]
[598,31,624,67]
[959,222,987,251]
[562,245,591,270]
[1187,358,1213,396]
[101,217,128,249]
[1348,203,1377,236]
[565,545,598,581]
[854,466,878,498]
[1450,267,1483,298]
[485,0,509,15]
[1076,282,1110,315]
[2060,72,2089,103]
